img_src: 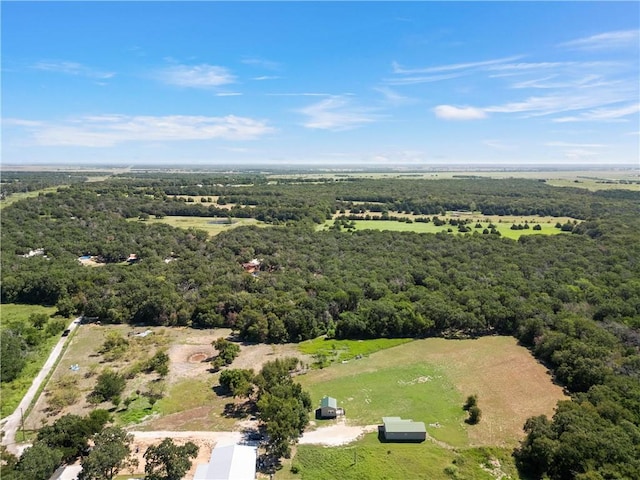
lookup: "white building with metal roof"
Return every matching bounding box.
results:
[193,444,257,480]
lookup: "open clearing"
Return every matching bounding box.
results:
[319,216,572,239]
[137,215,266,236]
[24,324,308,432]
[298,336,567,448]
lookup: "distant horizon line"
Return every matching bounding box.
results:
[1,162,638,173]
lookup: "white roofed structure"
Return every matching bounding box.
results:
[194,444,257,480]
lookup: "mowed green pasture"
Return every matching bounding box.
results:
[297,336,566,447]
[135,216,266,236]
[319,218,569,239]
[304,362,467,447]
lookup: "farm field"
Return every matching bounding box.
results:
[135,215,266,236]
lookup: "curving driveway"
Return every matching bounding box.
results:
[1,317,81,455]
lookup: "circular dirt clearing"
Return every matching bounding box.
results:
[188,353,208,363]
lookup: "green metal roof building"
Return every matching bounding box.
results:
[381,417,426,442]
[317,396,344,419]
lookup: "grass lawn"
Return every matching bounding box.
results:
[135,215,266,236]
[279,434,519,480]
[298,337,413,365]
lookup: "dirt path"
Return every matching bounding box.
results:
[0,317,81,455]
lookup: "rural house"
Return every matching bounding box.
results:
[380,417,426,442]
[316,396,345,419]
[194,444,257,480]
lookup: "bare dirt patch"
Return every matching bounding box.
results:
[125,431,243,480]
[188,353,208,363]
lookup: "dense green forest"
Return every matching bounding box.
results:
[1,173,639,479]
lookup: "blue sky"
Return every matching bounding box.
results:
[2,1,639,167]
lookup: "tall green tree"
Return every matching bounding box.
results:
[143,438,198,480]
[79,427,137,480]
[1,329,26,382]
[15,443,63,480]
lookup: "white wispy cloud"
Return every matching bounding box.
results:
[159,64,236,88]
[487,61,620,72]
[267,92,334,97]
[552,103,640,123]
[384,72,466,85]
[544,142,607,148]
[392,56,522,74]
[241,57,281,70]
[2,119,44,127]
[13,114,274,147]
[484,91,633,117]
[373,86,415,106]
[298,96,382,130]
[433,105,487,120]
[483,140,517,151]
[558,29,640,50]
[32,60,115,79]
[215,92,243,97]
[253,76,281,81]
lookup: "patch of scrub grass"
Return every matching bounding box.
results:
[281,432,456,480]
[298,337,413,364]
[116,396,158,426]
[155,378,215,416]
[301,363,467,447]
[282,436,519,480]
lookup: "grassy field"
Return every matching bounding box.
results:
[298,337,413,365]
[547,178,640,191]
[285,336,566,479]
[297,336,566,448]
[319,217,570,239]
[0,303,58,328]
[305,362,467,446]
[280,438,519,480]
[136,215,266,236]
[0,187,61,210]
[0,304,64,417]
